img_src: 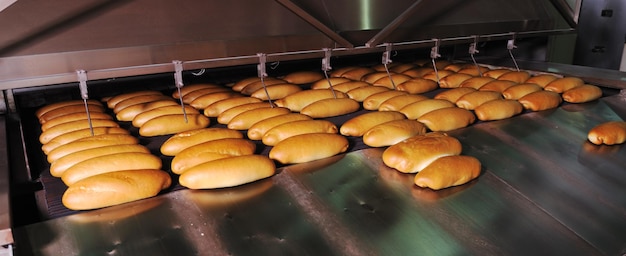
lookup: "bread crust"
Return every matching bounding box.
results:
[382,132,462,173]
[414,155,481,190]
[269,133,349,164]
[179,155,275,189]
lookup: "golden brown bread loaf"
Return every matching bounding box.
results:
[362,90,408,110]
[362,119,427,147]
[422,70,454,82]
[378,94,429,112]
[250,83,302,101]
[171,138,256,174]
[417,107,476,132]
[39,119,120,145]
[346,86,390,102]
[562,84,602,103]
[457,66,490,76]
[361,72,392,84]
[544,77,585,93]
[139,114,210,137]
[36,99,102,119]
[217,102,271,124]
[39,104,106,124]
[501,83,543,100]
[203,97,262,117]
[106,90,163,109]
[172,83,222,99]
[478,80,517,93]
[50,144,150,177]
[474,99,523,121]
[112,94,173,114]
[40,112,113,132]
[274,89,347,112]
[42,127,129,155]
[247,113,312,141]
[438,73,473,88]
[181,87,232,103]
[401,67,433,78]
[399,99,455,119]
[115,100,178,121]
[382,132,462,173]
[330,66,358,77]
[396,78,438,94]
[497,71,530,83]
[434,87,477,103]
[300,98,361,118]
[310,77,351,89]
[455,91,502,110]
[131,105,199,128]
[231,77,277,92]
[330,81,371,93]
[281,71,324,85]
[269,133,349,164]
[372,74,412,89]
[160,127,244,156]
[339,67,376,80]
[483,69,513,79]
[227,107,291,130]
[262,120,338,146]
[518,90,562,111]
[524,74,559,87]
[414,155,481,190]
[61,152,162,186]
[389,63,418,73]
[179,155,275,189]
[46,134,139,163]
[62,169,171,210]
[340,111,406,137]
[240,80,289,96]
[459,76,495,89]
[587,121,626,145]
[190,92,242,109]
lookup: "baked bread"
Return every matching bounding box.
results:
[338,67,375,80]
[340,111,406,137]
[231,77,282,92]
[247,113,312,141]
[544,77,584,93]
[171,138,256,174]
[250,83,302,101]
[362,90,408,110]
[518,90,562,111]
[274,89,347,112]
[46,134,139,163]
[227,107,291,130]
[310,77,351,89]
[382,132,462,173]
[414,155,481,190]
[438,73,473,88]
[524,74,559,87]
[240,79,287,95]
[455,91,502,110]
[269,133,349,164]
[131,105,199,128]
[217,102,271,124]
[39,119,120,144]
[172,83,222,99]
[281,71,324,84]
[190,92,242,109]
[160,127,244,156]
[474,99,523,121]
[50,144,150,177]
[417,107,475,132]
[587,121,626,145]
[483,69,512,79]
[36,99,102,119]
[346,86,390,102]
[400,99,455,119]
[181,86,232,103]
[396,78,438,94]
[378,94,429,112]
[179,155,275,189]
[497,71,530,83]
[39,104,105,124]
[61,152,162,186]
[456,66,490,76]
[300,98,361,118]
[478,80,517,93]
[361,72,392,84]
[562,84,602,103]
[113,94,173,114]
[262,120,338,146]
[139,114,210,137]
[115,100,179,122]
[434,87,477,103]
[362,119,427,147]
[42,127,129,155]
[422,70,454,82]
[501,83,543,100]
[372,74,412,89]
[39,109,111,133]
[401,67,434,78]
[330,81,371,93]
[107,90,163,109]
[203,97,262,117]
[459,76,495,89]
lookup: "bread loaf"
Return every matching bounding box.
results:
[41,112,113,132]
[501,83,543,100]
[455,91,502,110]
[281,71,324,84]
[483,69,512,79]
[231,77,276,92]
[339,67,375,80]
[362,90,407,110]
[382,132,462,173]
[240,79,288,95]
[525,74,559,87]
[39,119,120,144]
[544,77,584,93]
[361,72,391,84]
[62,169,171,210]
[401,67,433,78]
[331,66,358,77]
[160,127,244,156]
[131,105,199,128]
[36,99,102,119]
[497,71,530,83]
[262,120,338,146]
[50,144,150,177]
[116,99,178,121]
[113,94,172,114]
[422,70,454,82]
[274,89,347,112]
[181,86,232,103]
[300,98,360,118]
[203,97,262,117]
[107,90,163,109]
[417,107,475,132]
[389,63,418,73]
[396,78,438,94]
[171,138,256,174]
[46,134,139,163]
[340,111,406,137]
[227,107,291,130]
[250,83,302,101]
[378,94,429,112]
[518,90,562,111]
[179,155,275,189]
[456,66,490,76]
[474,99,523,121]
[587,121,626,145]
[438,73,473,88]
[217,102,271,124]
[171,152,232,174]
[61,152,162,186]
[247,113,311,140]
[459,76,495,89]
[310,77,351,89]
[346,86,390,102]
[39,104,105,124]
[372,74,412,89]
[190,92,242,109]
[399,99,455,119]
[363,119,427,147]
[562,84,602,103]
[172,83,222,99]
[42,127,129,155]
[269,133,349,164]
[478,80,517,93]
[330,81,371,93]
[414,155,481,190]
[139,114,210,137]
[434,87,476,103]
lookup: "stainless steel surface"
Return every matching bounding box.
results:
[0,116,14,247]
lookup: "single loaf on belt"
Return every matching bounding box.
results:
[371,74,412,89]
[378,94,429,112]
[562,84,602,103]
[132,105,200,128]
[459,76,495,90]
[247,113,312,141]
[362,119,427,147]
[396,78,438,94]
[160,127,244,156]
[340,111,406,137]
[42,127,129,155]
[179,155,275,189]
[39,104,105,124]
[171,138,256,174]
[262,119,338,146]
[478,80,517,93]
[399,99,455,119]
[423,70,454,82]
[107,90,163,109]
[50,144,150,177]
[434,87,477,103]
[227,107,291,130]
[113,94,173,114]
[389,63,418,73]
[455,91,502,110]
[41,111,112,132]
[310,77,351,89]
[382,132,462,173]
[518,90,562,111]
[182,87,231,104]
[39,119,120,144]
[330,81,371,93]
[362,90,408,110]
[36,99,102,119]
[61,152,162,186]
[62,169,171,211]
[417,107,476,132]
[524,74,559,87]
[497,71,530,83]
[250,83,303,101]
[269,133,349,164]
[115,100,178,122]
[346,86,390,102]
[203,97,262,117]
[338,67,376,80]
[190,92,242,109]
[46,134,139,163]
[217,102,271,124]
[240,79,288,95]
[274,89,347,112]
[414,155,481,190]
[544,77,584,93]
[139,114,210,137]
[438,73,473,88]
[231,77,282,92]
[361,72,392,84]
[300,98,360,118]
[587,121,626,145]
[501,83,543,100]
[483,69,512,79]
[474,99,523,121]
[172,83,222,99]
[281,71,325,85]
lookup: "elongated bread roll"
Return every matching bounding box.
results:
[544,77,584,93]
[42,127,129,155]
[240,79,289,96]
[389,63,418,73]
[269,133,349,164]
[382,132,462,173]
[36,99,102,119]
[250,83,302,101]
[190,92,242,109]
[227,107,291,130]
[340,111,406,136]
[172,83,222,99]
[41,112,113,132]
[361,72,391,84]
[340,67,375,80]
[460,76,495,89]
[116,99,178,121]
[372,74,412,89]
[39,119,120,144]
[310,77,351,89]
[274,89,347,112]
[442,63,464,72]
[562,84,602,103]
[203,97,262,117]
[455,91,502,110]
[434,87,477,103]
[262,120,338,146]
[180,155,275,189]
[331,81,371,93]
[139,114,210,137]
[474,99,523,121]
[457,66,490,76]
[331,66,358,77]
[417,107,475,132]
[396,78,438,94]
[402,67,433,78]
[247,113,312,140]
[422,70,454,82]
[217,102,271,124]
[50,144,150,177]
[131,105,199,128]
[518,90,562,111]
[46,134,139,163]
[113,94,173,114]
[400,99,455,119]
[39,104,105,124]
[160,127,244,156]
[62,169,171,210]
[501,83,543,100]
[172,138,256,174]
[363,90,407,110]
[587,121,626,145]
[497,71,530,83]
[182,87,232,104]
[106,90,163,109]
[346,86,390,102]
[525,74,559,87]
[231,77,278,92]
[438,73,473,88]
[62,152,162,186]
[363,119,427,147]
[478,80,517,93]
[300,98,360,118]
[281,71,324,84]
[414,155,481,190]
[378,94,429,112]
[483,69,512,79]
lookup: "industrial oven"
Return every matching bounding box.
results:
[1,0,626,255]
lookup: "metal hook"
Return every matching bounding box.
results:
[321,48,337,98]
[173,60,188,123]
[381,43,396,90]
[76,69,94,136]
[257,53,274,107]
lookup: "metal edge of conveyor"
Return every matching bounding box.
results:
[0,115,15,253]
